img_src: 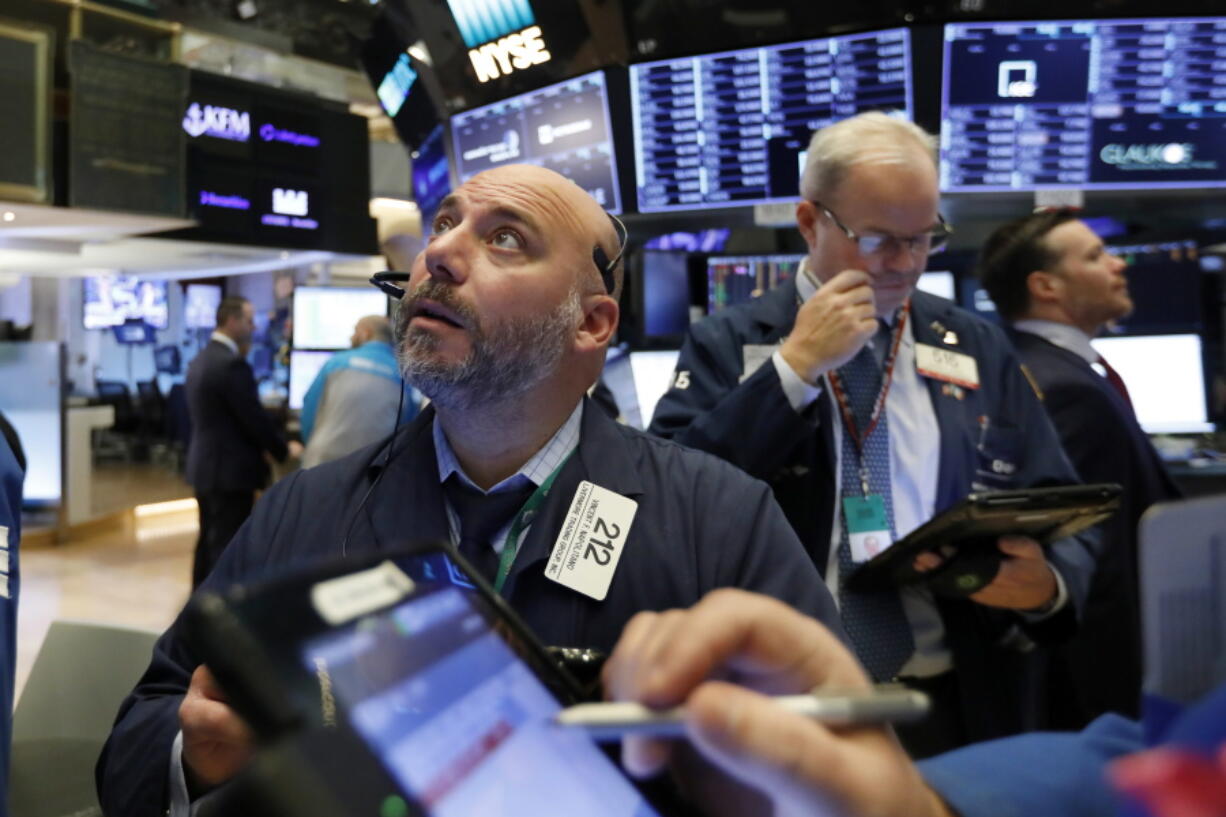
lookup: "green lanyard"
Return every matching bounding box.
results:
[490,454,573,595]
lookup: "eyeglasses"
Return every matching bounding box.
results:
[369,211,628,300]
[813,201,952,257]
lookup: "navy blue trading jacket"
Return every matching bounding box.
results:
[97,398,840,817]
[649,281,1101,743]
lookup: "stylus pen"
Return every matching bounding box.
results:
[553,689,930,741]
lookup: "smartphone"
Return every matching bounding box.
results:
[186,543,670,817]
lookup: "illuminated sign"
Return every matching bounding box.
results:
[377,54,417,118]
[183,102,251,142]
[200,190,250,210]
[263,186,318,230]
[259,123,320,148]
[272,187,309,216]
[446,0,536,48]
[468,25,552,83]
[1100,143,1200,168]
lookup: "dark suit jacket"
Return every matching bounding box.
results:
[185,339,287,494]
[650,283,1100,742]
[97,399,840,817]
[1008,329,1181,721]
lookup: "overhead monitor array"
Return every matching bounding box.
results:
[941,17,1226,192]
[629,28,913,211]
[450,70,623,212]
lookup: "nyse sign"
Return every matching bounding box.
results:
[468,25,551,83]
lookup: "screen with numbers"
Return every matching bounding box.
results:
[630,28,912,212]
[450,70,622,213]
[941,17,1226,192]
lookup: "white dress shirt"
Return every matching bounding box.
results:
[773,262,950,677]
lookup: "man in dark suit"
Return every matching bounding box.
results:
[979,210,1181,725]
[649,112,1098,756]
[98,165,841,817]
[185,296,298,588]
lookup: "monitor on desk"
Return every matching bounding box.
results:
[1090,333,1213,434]
[293,288,389,351]
[288,350,332,411]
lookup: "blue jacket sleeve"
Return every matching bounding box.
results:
[649,317,822,481]
[0,431,22,817]
[918,714,1140,817]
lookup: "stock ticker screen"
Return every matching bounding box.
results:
[630,29,912,212]
[941,18,1226,192]
[450,70,623,212]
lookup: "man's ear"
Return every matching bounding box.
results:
[1026,269,1061,306]
[576,295,619,351]
[796,200,820,249]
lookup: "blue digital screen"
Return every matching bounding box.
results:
[941,18,1226,191]
[450,70,622,213]
[630,28,913,212]
[413,125,452,226]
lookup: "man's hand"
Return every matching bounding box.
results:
[287,440,304,460]
[179,665,255,793]
[779,270,879,384]
[913,535,1058,611]
[602,589,951,817]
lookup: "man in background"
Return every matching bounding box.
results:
[299,315,419,469]
[650,112,1097,756]
[185,296,299,588]
[979,210,1182,725]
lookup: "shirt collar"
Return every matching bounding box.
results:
[1012,319,1098,366]
[433,400,584,494]
[210,331,238,355]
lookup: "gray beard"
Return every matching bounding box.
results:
[395,283,580,411]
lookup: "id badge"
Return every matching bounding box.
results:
[842,494,893,563]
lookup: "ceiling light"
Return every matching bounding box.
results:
[2,212,15,222]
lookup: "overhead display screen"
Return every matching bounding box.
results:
[630,28,912,213]
[941,18,1226,192]
[450,70,622,212]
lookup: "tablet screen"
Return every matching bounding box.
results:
[301,586,660,817]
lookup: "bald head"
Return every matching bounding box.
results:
[352,314,393,347]
[459,165,624,299]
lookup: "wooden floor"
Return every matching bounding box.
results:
[15,463,197,703]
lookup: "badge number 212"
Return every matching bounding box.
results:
[584,517,620,565]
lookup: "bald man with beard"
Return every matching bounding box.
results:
[97,165,841,817]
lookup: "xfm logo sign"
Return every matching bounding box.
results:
[446,0,551,83]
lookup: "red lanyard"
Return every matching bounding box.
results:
[827,301,910,461]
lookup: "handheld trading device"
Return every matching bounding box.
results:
[186,544,670,817]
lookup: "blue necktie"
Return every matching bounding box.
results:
[836,323,916,682]
[442,475,536,582]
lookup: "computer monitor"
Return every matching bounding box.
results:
[111,321,157,345]
[707,255,804,313]
[1089,333,1212,434]
[450,70,622,212]
[292,287,389,350]
[83,276,169,330]
[631,28,912,212]
[941,17,1226,192]
[916,271,956,301]
[184,283,222,330]
[412,124,452,227]
[288,350,332,410]
[635,251,693,345]
[153,345,182,375]
[629,350,681,431]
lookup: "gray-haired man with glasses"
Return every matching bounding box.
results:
[650,112,1097,758]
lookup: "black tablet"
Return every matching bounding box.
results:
[845,483,1121,597]
[186,543,671,817]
